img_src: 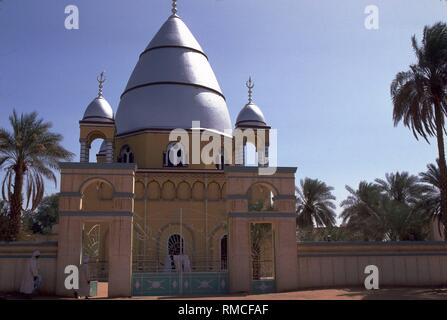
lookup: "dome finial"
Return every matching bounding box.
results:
[171,0,178,16]
[97,71,106,98]
[246,76,254,103]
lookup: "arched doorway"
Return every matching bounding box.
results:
[166,234,184,272]
[132,228,229,296]
[168,234,184,256]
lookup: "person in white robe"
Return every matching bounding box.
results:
[182,255,192,272]
[173,255,182,271]
[163,255,173,272]
[77,256,91,299]
[172,254,192,272]
[20,250,40,295]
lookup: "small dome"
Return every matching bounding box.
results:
[235,102,267,128]
[82,97,114,123]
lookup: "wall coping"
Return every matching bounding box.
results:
[59,162,137,170]
[59,192,135,198]
[225,194,296,200]
[229,212,296,218]
[297,241,447,257]
[60,211,133,217]
[0,241,58,247]
[297,241,447,247]
[224,166,297,174]
[137,168,225,174]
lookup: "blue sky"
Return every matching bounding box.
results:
[0,0,445,213]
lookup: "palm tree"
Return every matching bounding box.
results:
[0,199,8,239]
[296,178,336,228]
[250,223,272,280]
[341,181,431,241]
[391,22,447,234]
[0,110,73,241]
[420,161,441,188]
[419,161,443,234]
[374,171,422,204]
[25,194,60,235]
[340,182,385,241]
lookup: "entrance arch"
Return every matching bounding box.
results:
[168,234,184,256]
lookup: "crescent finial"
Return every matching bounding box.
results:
[172,0,178,16]
[97,71,106,98]
[246,76,254,103]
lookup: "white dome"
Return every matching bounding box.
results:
[115,15,232,135]
[82,97,114,123]
[235,102,267,128]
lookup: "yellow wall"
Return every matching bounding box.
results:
[80,124,115,145]
[296,242,447,288]
[0,242,58,294]
[132,172,228,272]
[115,131,232,169]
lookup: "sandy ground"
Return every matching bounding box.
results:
[127,287,447,300]
[2,287,447,300]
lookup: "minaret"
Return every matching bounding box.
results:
[235,77,270,167]
[79,72,115,163]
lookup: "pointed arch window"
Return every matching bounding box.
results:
[118,145,134,164]
[164,142,186,167]
[215,148,225,170]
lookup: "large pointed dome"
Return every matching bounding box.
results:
[115,14,232,135]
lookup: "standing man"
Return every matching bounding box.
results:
[76,256,91,299]
[20,250,41,297]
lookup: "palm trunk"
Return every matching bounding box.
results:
[8,164,24,241]
[252,246,261,280]
[434,101,447,239]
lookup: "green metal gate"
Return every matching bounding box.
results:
[132,272,229,296]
